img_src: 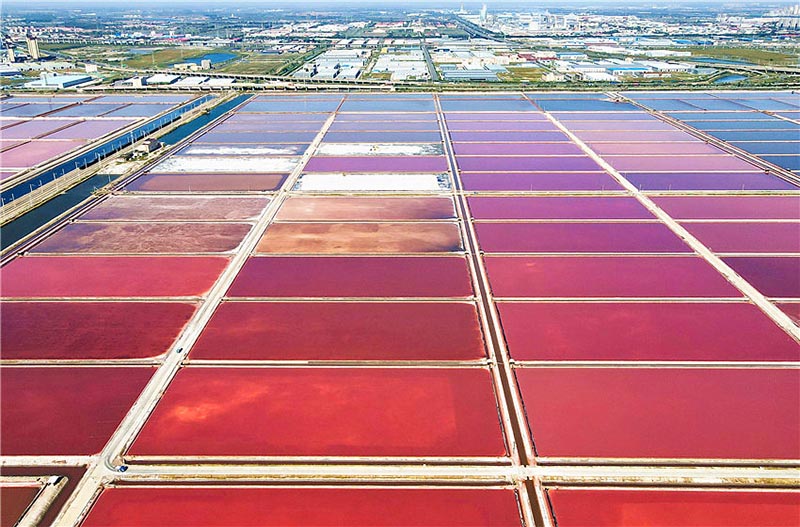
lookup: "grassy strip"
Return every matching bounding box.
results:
[686,46,797,66]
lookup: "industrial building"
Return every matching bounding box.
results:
[25,34,40,60]
[553,58,697,80]
[371,47,430,81]
[23,72,93,89]
[294,48,368,80]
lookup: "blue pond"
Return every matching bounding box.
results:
[183,52,236,65]
[714,74,748,84]
[692,57,753,65]
[128,48,160,55]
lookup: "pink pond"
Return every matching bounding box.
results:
[624,172,796,191]
[304,156,448,173]
[561,120,678,131]
[91,95,191,104]
[723,257,800,297]
[447,121,559,132]
[440,100,535,113]
[484,256,741,298]
[0,140,24,151]
[1,366,153,455]
[126,173,287,192]
[444,113,546,121]
[197,132,318,144]
[460,172,623,191]
[0,119,80,139]
[453,143,583,156]
[226,113,328,123]
[498,302,799,362]
[214,122,323,132]
[457,156,600,172]
[330,121,441,131]
[103,104,172,118]
[589,142,724,155]
[43,119,137,140]
[685,222,800,253]
[1,302,196,360]
[128,367,506,458]
[605,155,758,172]
[547,488,800,527]
[0,140,86,168]
[449,132,568,142]
[178,144,307,156]
[0,256,228,298]
[82,196,268,221]
[778,302,800,324]
[277,197,455,221]
[323,132,443,143]
[334,113,440,122]
[256,222,462,254]
[552,112,657,121]
[82,487,524,527]
[339,99,435,112]
[574,131,698,142]
[1,485,40,527]
[468,196,652,220]
[516,367,800,460]
[475,223,690,253]
[50,103,125,118]
[32,222,252,254]
[191,301,485,361]
[1,103,71,117]
[228,256,473,298]
[653,196,800,219]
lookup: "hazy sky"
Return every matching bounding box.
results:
[3,0,778,3]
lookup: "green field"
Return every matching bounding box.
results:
[499,66,544,82]
[365,71,392,80]
[0,77,29,87]
[438,27,470,38]
[686,46,797,66]
[218,51,313,75]
[124,48,235,69]
[40,43,129,63]
[39,42,85,52]
[38,44,240,70]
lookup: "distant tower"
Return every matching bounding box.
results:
[7,47,15,63]
[26,34,40,61]
[480,4,488,23]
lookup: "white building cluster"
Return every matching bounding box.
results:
[553,58,694,82]
[371,47,429,81]
[294,48,369,80]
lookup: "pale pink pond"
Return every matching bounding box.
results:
[43,119,136,140]
[453,143,583,156]
[304,156,448,173]
[0,140,86,168]
[457,156,600,172]
[1,119,80,139]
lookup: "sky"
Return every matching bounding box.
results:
[3,0,779,3]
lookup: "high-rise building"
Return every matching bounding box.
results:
[7,47,15,63]
[480,4,488,23]
[26,34,40,60]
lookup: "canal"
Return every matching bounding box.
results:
[1,94,252,252]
